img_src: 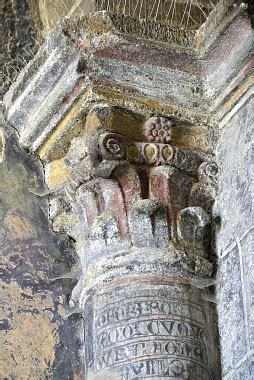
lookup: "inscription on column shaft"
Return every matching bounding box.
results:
[89,284,210,379]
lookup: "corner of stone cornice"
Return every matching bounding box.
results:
[61,11,197,51]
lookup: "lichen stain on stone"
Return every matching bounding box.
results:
[0,283,58,379]
[4,212,34,239]
[0,127,81,378]
[0,163,32,213]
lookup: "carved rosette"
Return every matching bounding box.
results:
[44,112,219,379]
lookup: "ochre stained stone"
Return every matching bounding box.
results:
[45,158,70,190]
[144,143,157,162]
[125,143,141,162]
[85,106,144,141]
[0,283,58,379]
[38,93,89,162]
[3,212,34,240]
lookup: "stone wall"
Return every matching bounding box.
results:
[0,116,84,378]
[215,95,254,378]
[1,0,39,98]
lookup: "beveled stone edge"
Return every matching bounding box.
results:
[62,11,196,51]
[195,0,247,54]
[62,2,248,53]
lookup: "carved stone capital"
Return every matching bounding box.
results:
[40,110,217,287]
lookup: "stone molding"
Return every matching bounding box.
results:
[3,8,252,140]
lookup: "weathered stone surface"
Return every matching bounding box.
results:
[215,98,253,253]
[0,120,84,378]
[150,166,195,238]
[216,227,254,379]
[203,14,253,102]
[1,0,39,98]
[2,11,221,141]
[85,282,220,380]
[241,231,254,350]
[177,206,211,255]
[190,161,218,214]
[215,96,254,378]
[14,99,216,379]
[129,199,169,248]
[144,116,173,143]
[230,358,254,380]
[217,246,247,376]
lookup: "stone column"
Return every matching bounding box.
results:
[46,111,220,379]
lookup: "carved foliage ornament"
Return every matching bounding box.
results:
[96,118,204,174]
[48,115,217,268]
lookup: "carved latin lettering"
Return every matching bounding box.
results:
[96,340,208,370]
[96,319,206,348]
[96,299,203,328]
